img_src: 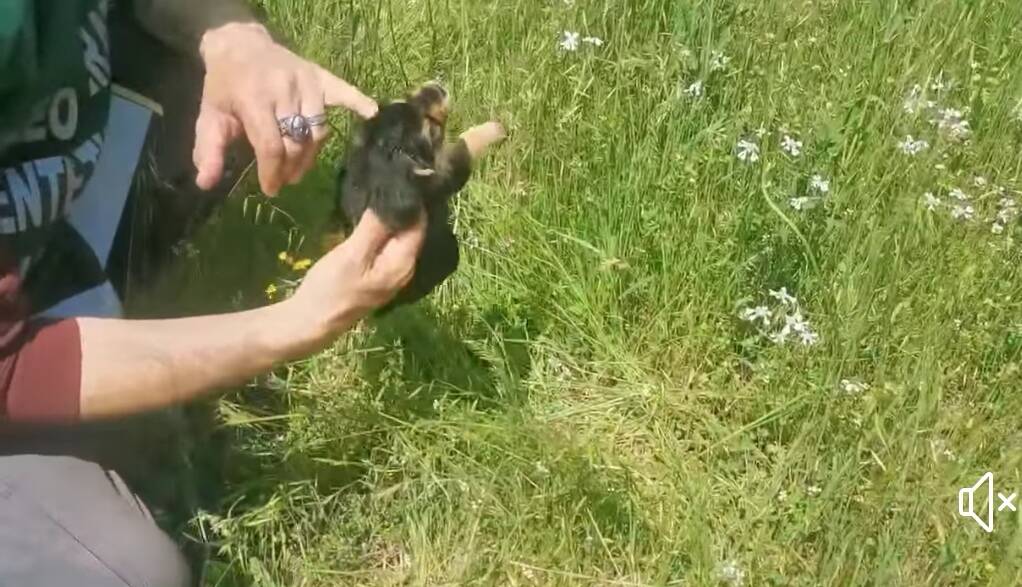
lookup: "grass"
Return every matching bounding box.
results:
[138,0,1022,584]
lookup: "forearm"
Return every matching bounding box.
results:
[130,0,261,55]
[77,298,339,420]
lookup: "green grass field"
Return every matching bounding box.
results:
[152,0,1022,584]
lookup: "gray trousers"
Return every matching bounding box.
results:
[0,455,190,587]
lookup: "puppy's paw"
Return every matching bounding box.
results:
[461,121,507,159]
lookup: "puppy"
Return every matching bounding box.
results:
[333,82,506,311]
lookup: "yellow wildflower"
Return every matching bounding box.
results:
[292,258,312,271]
[265,283,278,299]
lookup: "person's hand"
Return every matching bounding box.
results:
[193,22,378,195]
[289,211,425,341]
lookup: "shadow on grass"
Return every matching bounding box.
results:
[187,299,541,584]
[362,301,535,418]
[224,300,539,493]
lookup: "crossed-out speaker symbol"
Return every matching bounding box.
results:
[958,472,1018,533]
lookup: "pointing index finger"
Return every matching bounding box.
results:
[315,66,378,119]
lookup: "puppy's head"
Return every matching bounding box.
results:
[408,81,449,144]
[362,81,449,176]
[338,82,452,231]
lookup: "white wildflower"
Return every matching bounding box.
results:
[939,107,963,120]
[781,134,803,157]
[559,31,580,52]
[717,560,745,586]
[683,80,704,99]
[950,204,975,221]
[788,196,814,211]
[754,125,768,138]
[809,174,830,194]
[172,241,199,258]
[897,135,929,156]
[798,328,820,346]
[992,197,1018,233]
[922,192,940,211]
[740,305,772,326]
[933,107,971,141]
[948,119,971,140]
[745,290,818,347]
[582,36,604,47]
[769,287,798,307]
[949,188,969,201]
[997,197,1017,221]
[973,176,988,187]
[736,139,760,163]
[781,310,818,346]
[775,315,794,340]
[930,438,958,462]
[903,84,924,115]
[807,485,822,496]
[773,310,809,345]
[710,50,730,72]
[930,72,952,92]
[839,379,870,395]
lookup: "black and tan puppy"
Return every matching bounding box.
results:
[334,82,505,311]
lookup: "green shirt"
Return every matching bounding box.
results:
[0,0,112,256]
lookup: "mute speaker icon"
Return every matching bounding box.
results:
[959,472,994,532]
[958,472,1017,533]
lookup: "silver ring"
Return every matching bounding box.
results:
[306,113,328,126]
[278,114,311,143]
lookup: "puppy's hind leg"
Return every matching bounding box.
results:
[460,121,507,160]
[430,122,507,198]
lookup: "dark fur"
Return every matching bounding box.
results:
[334,83,476,311]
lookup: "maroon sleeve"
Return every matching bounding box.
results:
[0,248,82,421]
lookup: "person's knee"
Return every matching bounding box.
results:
[0,455,191,587]
[128,528,192,587]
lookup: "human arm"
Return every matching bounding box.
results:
[1,212,422,422]
[77,296,321,418]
